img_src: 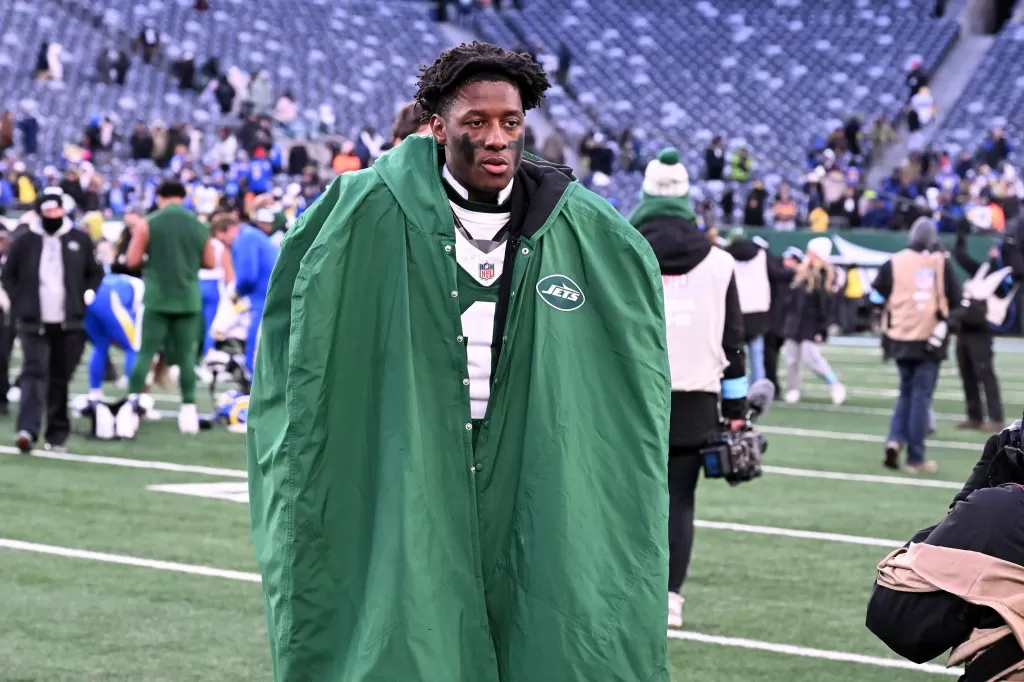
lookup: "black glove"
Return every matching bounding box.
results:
[949,420,1024,509]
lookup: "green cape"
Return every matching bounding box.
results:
[247,135,671,681]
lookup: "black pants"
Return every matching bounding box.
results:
[0,313,14,404]
[668,450,703,594]
[957,332,1003,423]
[764,333,783,394]
[17,325,86,445]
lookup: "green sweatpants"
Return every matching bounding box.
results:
[128,309,201,404]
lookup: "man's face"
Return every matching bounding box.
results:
[430,79,525,196]
[41,206,64,220]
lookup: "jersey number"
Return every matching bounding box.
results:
[461,302,496,420]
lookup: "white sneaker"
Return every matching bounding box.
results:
[178,403,199,435]
[115,399,141,439]
[784,389,800,404]
[830,382,847,406]
[668,592,684,628]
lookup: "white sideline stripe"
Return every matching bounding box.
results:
[0,538,261,583]
[2,435,969,491]
[764,465,962,490]
[795,384,1015,402]
[0,536,959,676]
[760,425,982,451]
[667,630,962,676]
[778,402,964,421]
[0,448,248,478]
[693,520,900,548]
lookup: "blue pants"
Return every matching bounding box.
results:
[200,279,222,357]
[887,359,940,464]
[245,298,265,376]
[747,335,765,383]
[84,294,139,391]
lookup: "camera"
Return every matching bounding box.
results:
[700,426,767,485]
[699,378,774,486]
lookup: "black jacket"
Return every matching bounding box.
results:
[782,269,834,342]
[1,217,103,332]
[867,443,1024,666]
[635,214,746,449]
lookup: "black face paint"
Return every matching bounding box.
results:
[508,134,524,168]
[457,132,479,167]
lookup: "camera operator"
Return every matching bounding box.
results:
[869,217,959,473]
[867,423,1024,680]
[630,148,747,628]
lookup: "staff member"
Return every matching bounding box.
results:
[122,180,214,436]
[869,217,959,473]
[952,229,1012,432]
[631,148,747,628]
[2,187,103,451]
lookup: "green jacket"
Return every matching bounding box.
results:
[247,135,671,682]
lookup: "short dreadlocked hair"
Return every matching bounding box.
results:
[414,42,550,122]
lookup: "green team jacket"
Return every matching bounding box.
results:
[247,135,671,682]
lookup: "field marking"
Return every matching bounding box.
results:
[760,425,982,452]
[763,465,961,490]
[777,402,965,421]
[0,536,958,676]
[694,520,900,548]
[667,630,962,676]
[0,538,261,582]
[0,448,248,478]
[4,443,969,492]
[793,384,1015,403]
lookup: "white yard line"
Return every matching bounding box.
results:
[0,538,261,582]
[667,630,961,676]
[4,441,969,491]
[0,448,248,478]
[794,384,1011,402]
[763,465,961,490]
[777,402,965,421]
[760,425,982,452]
[693,520,900,548]
[0,536,957,676]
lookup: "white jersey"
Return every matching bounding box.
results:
[199,238,226,281]
[444,165,513,420]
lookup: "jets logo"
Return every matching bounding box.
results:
[536,274,586,312]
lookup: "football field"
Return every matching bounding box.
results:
[1,337,1017,681]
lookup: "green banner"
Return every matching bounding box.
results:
[741,228,997,281]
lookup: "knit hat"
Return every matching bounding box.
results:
[806,236,833,261]
[642,147,690,198]
[36,186,65,213]
[908,216,938,250]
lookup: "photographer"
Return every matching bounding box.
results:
[630,148,747,628]
[867,424,1024,680]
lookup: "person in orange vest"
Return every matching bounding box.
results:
[331,140,363,175]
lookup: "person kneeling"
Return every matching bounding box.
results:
[867,423,1024,680]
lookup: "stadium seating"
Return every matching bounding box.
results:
[0,0,444,162]
[478,0,957,195]
[934,21,1024,155]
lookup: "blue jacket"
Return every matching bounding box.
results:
[232,225,277,301]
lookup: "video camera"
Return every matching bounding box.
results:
[700,379,773,486]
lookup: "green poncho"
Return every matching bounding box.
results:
[247,135,671,681]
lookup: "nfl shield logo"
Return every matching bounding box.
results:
[479,262,495,281]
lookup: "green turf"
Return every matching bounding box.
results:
[1,337,1014,680]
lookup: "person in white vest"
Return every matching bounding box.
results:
[630,147,747,629]
[725,227,784,383]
